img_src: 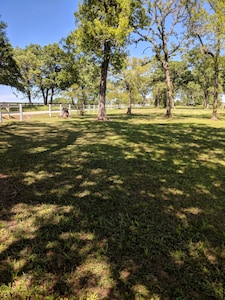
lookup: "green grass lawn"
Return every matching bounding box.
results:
[0,107,225,299]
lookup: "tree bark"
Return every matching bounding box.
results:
[98,41,110,120]
[142,95,146,106]
[49,87,54,104]
[195,30,220,120]
[155,88,160,108]
[211,52,219,120]
[27,88,32,104]
[164,62,173,118]
[204,89,210,109]
[42,88,49,105]
[125,81,132,114]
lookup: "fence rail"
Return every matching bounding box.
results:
[0,102,149,123]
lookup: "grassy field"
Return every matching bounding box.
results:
[0,107,225,299]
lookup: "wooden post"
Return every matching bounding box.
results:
[0,106,2,123]
[8,105,10,119]
[60,104,62,116]
[19,104,23,121]
[49,104,52,117]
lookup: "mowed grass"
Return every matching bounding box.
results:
[0,107,225,299]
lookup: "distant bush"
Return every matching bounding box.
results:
[53,97,71,104]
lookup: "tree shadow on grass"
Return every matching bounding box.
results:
[0,119,225,299]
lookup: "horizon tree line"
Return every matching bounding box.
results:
[1,0,225,119]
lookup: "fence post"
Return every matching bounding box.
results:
[49,104,52,117]
[60,104,62,116]
[0,106,2,123]
[8,105,10,119]
[19,104,23,121]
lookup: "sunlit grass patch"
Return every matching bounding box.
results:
[68,257,114,299]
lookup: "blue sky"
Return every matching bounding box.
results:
[0,0,144,102]
[1,0,78,102]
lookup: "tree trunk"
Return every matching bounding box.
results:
[164,62,173,118]
[80,88,86,115]
[196,28,220,120]
[155,88,160,108]
[142,95,146,106]
[128,89,132,113]
[211,54,219,120]
[27,89,32,104]
[42,88,49,105]
[126,82,132,114]
[98,41,110,120]
[204,89,210,109]
[49,87,54,104]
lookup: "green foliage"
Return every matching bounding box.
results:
[112,57,152,106]
[187,0,225,118]
[14,43,75,104]
[62,37,100,108]
[14,45,41,103]
[133,0,189,116]
[73,0,136,118]
[0,19,23,91]
[75,0,134,57]
[53,97,70,104]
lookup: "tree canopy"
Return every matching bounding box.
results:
[73,0,135,119]
[0,19,23,91]
[2,2,225,118]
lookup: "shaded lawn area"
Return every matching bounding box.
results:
[0,109,225,299]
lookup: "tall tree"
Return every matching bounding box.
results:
[118,58,139,113]
[0,19,23,91]
[14,45,41,103]
[39,43,68,105]
[220,56,225,97]
[74,0,134,120]
[186,0,225,119]
[134,0,188,117]
[25,43,71,105]
[113,57,152,112]
[63,33,99,113]
[150,59,167,107]
[15,42,78,105]
[185,47,214,108]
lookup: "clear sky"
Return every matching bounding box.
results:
[0,0,145,103]
[0,0,78,102]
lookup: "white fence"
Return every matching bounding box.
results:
[0,103,23,122]
[0,102,148,123]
